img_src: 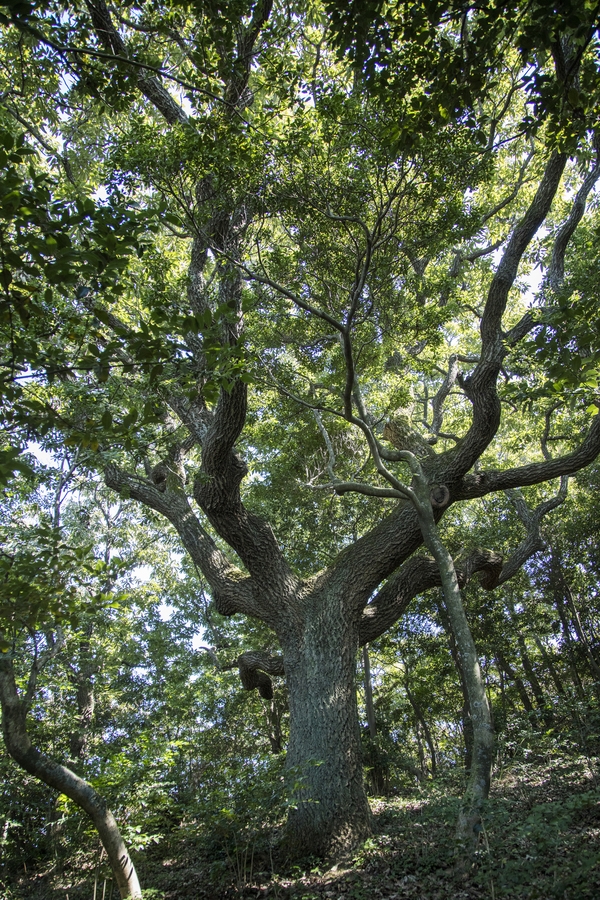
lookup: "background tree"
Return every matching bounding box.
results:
[0,457,289,896]
[0,457,149,897]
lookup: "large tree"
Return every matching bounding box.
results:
[2,0,600,857]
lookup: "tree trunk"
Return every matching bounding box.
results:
[405,679,437,776]
[0,658,142,899]
[553,554,600,689]
[363,646,377,740]
[551,566,587,699]
[413,496,494,859]
[532,635,566,698]
[362,646,388,795]
[68,627,97,762]
[516,634,553,725]
[495,648,535,715]
[262,697,284,754]
[435,597,474,769]
[280,596,372,857]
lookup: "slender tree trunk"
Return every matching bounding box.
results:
[532,635,566,697]
[415,720,426,775]
[405,679,437,776]
[262,698,283,754]
[515,635,553,726]
[362,646,388,795]
[435,596,474,770]
[363,646,377,740]
[495,649,535,715]
[566,593,600,683]
[68,627,97,762]
[553,553,600,689]
[279,595,372,857]
[0,659,141,899]
[504,597,553,725]
[551,564,587,698]
[414,499,494,857]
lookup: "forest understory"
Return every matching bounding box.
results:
[6,738,599,900]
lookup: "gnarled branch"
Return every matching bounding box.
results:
[457,413,600,499]
[104,463,261,619]
[359,547,503,645]
[235,650,285,700]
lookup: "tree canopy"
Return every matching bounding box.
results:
[1,0,600,892]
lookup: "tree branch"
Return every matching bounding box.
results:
[358,548,503,645]
[457,413,600,499]
[85,0,188,124]
[548,139,600,290]
[24,629,65,707]
[235,650,285,700]
[497,476,568,585]
[444,150,568,476]
[430,355,459,436]
[104,462,262,619]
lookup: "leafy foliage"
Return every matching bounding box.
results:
[0,119,151,479]
[1,0,600,893]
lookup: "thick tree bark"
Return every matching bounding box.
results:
[75,5,600,860]
[278,594,372,857]
[0,657,141,899]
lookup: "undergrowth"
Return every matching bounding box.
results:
[3,744,598,900]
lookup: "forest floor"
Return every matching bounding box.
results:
[6,748,600,900]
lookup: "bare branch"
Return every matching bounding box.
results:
[431,355,459,435]
[548,142,600,290]
[2,105,76,184]
[238,261,344,334]
[497,476,568,584]
[462,239,504,262]
[503,310,537,346]
[24,629,66,707]
[480,146,535,224]
[313,410,337,481]
[457,413,600,499]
